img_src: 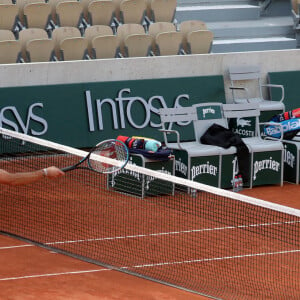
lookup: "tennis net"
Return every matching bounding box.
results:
[0,128,300,299]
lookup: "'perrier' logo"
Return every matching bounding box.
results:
[253,157,280,180]
[191,162,218,180]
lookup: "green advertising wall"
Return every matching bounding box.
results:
[268,70,300,112]
[0,75,225,148]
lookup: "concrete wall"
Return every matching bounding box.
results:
[1,49,300,102]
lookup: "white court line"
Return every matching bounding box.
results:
[1,219,300,249]
[44,220,300,246]
[0,244,33,250]
[1,249,300,281]
[1,221,299,281]
[0,269,110,281]
[124,249,300,270]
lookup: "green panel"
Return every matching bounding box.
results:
[108,155,174,197]
[252,151,282,186]
[221,154,237,189]
[190,155,219,187]
[260,110,283,122]
[268,71,300,112]
[109,155,143,196]
[144,159,174,196]
[0,76,225,148]
[196,104,222,120]
[283,143,298,183]
[228,117,256,138]
[221,154,251,189]
[173,150,189,179]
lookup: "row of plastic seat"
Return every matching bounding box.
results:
[0,20,209,42]
[0,20,210,44]
[0,23,213,63]
[0,0,177,34]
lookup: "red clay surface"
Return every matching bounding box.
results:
[0,235,208,300]
[241,182,300,210]
[1,168,299,299]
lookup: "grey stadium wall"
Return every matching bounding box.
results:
[0,49,300,147]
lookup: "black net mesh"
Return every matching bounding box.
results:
[0,129,300,299]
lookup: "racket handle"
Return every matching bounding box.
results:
[61,165,77,172]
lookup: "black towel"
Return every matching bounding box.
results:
[200,123,250,184]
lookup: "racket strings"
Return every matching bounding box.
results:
[88,141,128,173]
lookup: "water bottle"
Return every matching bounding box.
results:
[232,175,239,192]
[238,174,243,191]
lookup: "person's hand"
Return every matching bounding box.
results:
[44,166,65,179]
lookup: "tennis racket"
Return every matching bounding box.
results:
[61,139,129,174]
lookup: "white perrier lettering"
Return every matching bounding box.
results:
[253,157,280,180]
[191,162,217,180]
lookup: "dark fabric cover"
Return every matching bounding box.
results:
[200,123,250,184]
[129,147,172,161]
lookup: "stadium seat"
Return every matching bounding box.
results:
[52,26,87,60]
[91,35,119,59]
[123,34,153,57]
[146,0,177,23]
[148,21,176,37]
[117,23,145,54]
[0,4,20,33]
[0,29,16,41]
[0,40,23,63]
[84,24,114,39]
[116,0,147,25]
[52,26,81,41]
[117,23,145,37]
[182,30,213,54]
[23,2,52,31]
[153,31,183,56]
[15,0,44,26]
[48,0,82,28]
[54,1,84,29]
[25,39,55,62]
[179,20,209,54]
[228,65,285,113]
[84,25,114,56]
[84,0,116,29]
[48,0,65,21]
[18,27,49,58]
[179,20,207,34]
[148,21,176,51]
[59,37,88,61]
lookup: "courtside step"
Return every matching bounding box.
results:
[176,4,260,22]
[208,16,295,39]
[177,0,253,6]
[212,37,297,53]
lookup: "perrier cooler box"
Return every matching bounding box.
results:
[108,153,175,198]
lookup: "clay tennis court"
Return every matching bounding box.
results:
[1,158,300,300]
[0,137,299,299]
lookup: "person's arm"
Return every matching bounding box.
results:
[0,167,64,186]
